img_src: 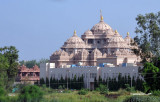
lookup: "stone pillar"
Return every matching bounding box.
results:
[94,40,96,45]
[86,39,88,44]
[108,48,110,54]
[74,48,77,54]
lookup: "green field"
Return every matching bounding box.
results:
[5,87,160,102]
[42,90,127,102]
[36,88,157,102]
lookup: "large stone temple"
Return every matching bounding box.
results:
[50,14,141,68]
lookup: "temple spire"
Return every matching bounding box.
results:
[127,32,129,36]
[115,30,118,34]
[100,10,103,21]
[73,30,77,36]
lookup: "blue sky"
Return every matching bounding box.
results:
[0,0,160,61]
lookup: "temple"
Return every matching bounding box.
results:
[16,65,40,83]
[50,13,140,68]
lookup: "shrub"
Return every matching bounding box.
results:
[97,84,109,94]
[63,89,71,93]
[58,85,63,90]
[125,84,135,92]
[0,86,7,102]
[78,89,88,95]
[123,95,160,102]
[0,86,6,97]
[0,96,6,102]
[19,85,43,102]
[152,90,160,96]
[118,89,129,96]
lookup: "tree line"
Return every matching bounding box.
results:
[39,74,144,91]
[39,75,84,90]
[19,58,49,68]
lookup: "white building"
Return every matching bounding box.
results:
[40,63,139,90]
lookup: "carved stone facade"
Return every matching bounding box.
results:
[50,15,140,68]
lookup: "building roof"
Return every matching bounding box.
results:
[19,65,40,72]
[107,30,129,48]
[62,30,86,48]
[84,29,93,35]
[91,20,112,32]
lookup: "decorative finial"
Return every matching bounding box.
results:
[127,32,129,36]
[115,30,118,34]
[74,30,76,34]
[100,10,103,21]
[73,30,77,36]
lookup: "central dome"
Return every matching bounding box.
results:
[62,30,86,48]
[91,20,112,31]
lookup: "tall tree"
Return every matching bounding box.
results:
[135,11,160,63]
[0,46,19,89]
[0,54,9,88]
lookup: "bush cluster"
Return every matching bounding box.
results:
[18,85,43,102]
[123,95,160,102]
[0,86,7,102]
[96,84,109,94]
[125,84,135,92]
[117,89,129,96]
[152,90,160,96]
[78,89,88,95]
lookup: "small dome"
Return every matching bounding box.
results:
[52,50,69,56]
[108,31,125,42]
[107,30,129,48]
[91,21,112,31]
[52,49,62,55]
[84,29,93,35]
[62,31,86,48]
[124,32,132,45]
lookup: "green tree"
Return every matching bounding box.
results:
[135,77,144,91]
[46,77,49,87]
[0,46,19,90]
[94,77,98,89]
[0,46,19,77]
[98,84,109,94]
[19,85,43,102]
[0,86,7,101]
[40,78,45,86]
[72,75,77,89]
[143,62,159,92]
[0,54,9,87]
[135,11,160,62]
